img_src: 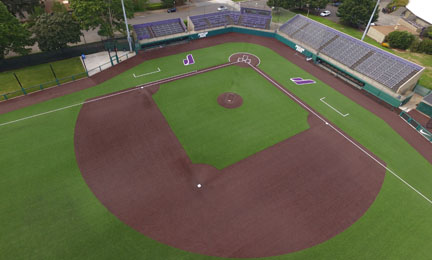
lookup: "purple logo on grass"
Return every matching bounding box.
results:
[290,77,316,85]
[183,54,195,66]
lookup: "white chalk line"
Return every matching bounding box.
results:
[0,62,238,128]
[250,64,432,206]
[320,97,349,117]
[133,67,161,78]
[228,52,261,66]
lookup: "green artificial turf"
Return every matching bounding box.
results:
[1,42,432,260]
[153,65,309,169]
[0,57,86,96]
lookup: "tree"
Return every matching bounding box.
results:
[31,12,82,51]
[70,0,134,38]
[0,2,33,59]
[52,2,68,13]
[1,0,42,18]
[387,31,414,50]
[336,0,378,28]
[421,26,432,40]
[266,0,329,10]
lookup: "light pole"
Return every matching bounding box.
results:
[120,0,133,52]
[361,0,381,41]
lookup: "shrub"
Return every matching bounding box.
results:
[146,3,164,10]
[183,19,188,27]
[387,31,415,50]
[410,37,421,52]
[419,38,432,54]
[421,26,432,40]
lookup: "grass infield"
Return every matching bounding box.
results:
[0,42,432,259]
[153,65,309,169]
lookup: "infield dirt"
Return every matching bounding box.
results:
[74,65,386,258]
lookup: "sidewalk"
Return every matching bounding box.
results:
[82,51,136,76]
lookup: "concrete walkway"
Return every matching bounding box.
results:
[82,51,136,76]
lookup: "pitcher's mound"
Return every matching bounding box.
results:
[217,92,243,109]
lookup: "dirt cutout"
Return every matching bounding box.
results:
[217,92,243,109]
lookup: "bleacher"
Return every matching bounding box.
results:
[133,18,186,41]
[280,15,422,91]
[190,11,271,31]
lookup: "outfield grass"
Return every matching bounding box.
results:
[153,66,309,169]
[1,42,432,259]
[0,57,86,96]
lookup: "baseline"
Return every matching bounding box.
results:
[0,62,238,127]
[249,64,432,206]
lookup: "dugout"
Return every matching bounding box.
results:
[417,92,432,118]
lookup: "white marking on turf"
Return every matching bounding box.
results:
[228,52,261,66]
[133,67,161,78]
[0,62,239,127]
[249,64,432,206]
[320,97,349,117]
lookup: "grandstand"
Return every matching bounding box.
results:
[279,14,424,106]
[189,11,271,31]
[133,18,187,41]
[131,12,424,108]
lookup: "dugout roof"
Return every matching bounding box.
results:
[424,92,432,105]
[280,15,424,93]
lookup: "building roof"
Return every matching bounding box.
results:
[372,25,418,36]
[406,0,432,25]
[424,92,432,105]
[240,0,272,11]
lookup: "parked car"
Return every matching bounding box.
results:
[167,7,176,13]
[332,2,342,7]
[320,10,331,17]
[217,6,228,11]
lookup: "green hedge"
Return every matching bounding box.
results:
[146,3,165,10]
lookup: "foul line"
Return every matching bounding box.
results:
[320,97,349,117]
[0,62,238,128]
[250,64,432,206]
[133,67,161,78]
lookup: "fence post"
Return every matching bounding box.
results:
[114,47,119,64]
[50,64,60,86]
[108,49,114,66]
[13,72,27,95]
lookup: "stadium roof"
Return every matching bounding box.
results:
[406,0,432,25]
[424,92,432,105]
[280,15,424,92]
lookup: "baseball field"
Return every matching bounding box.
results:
[1,33,432,259]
